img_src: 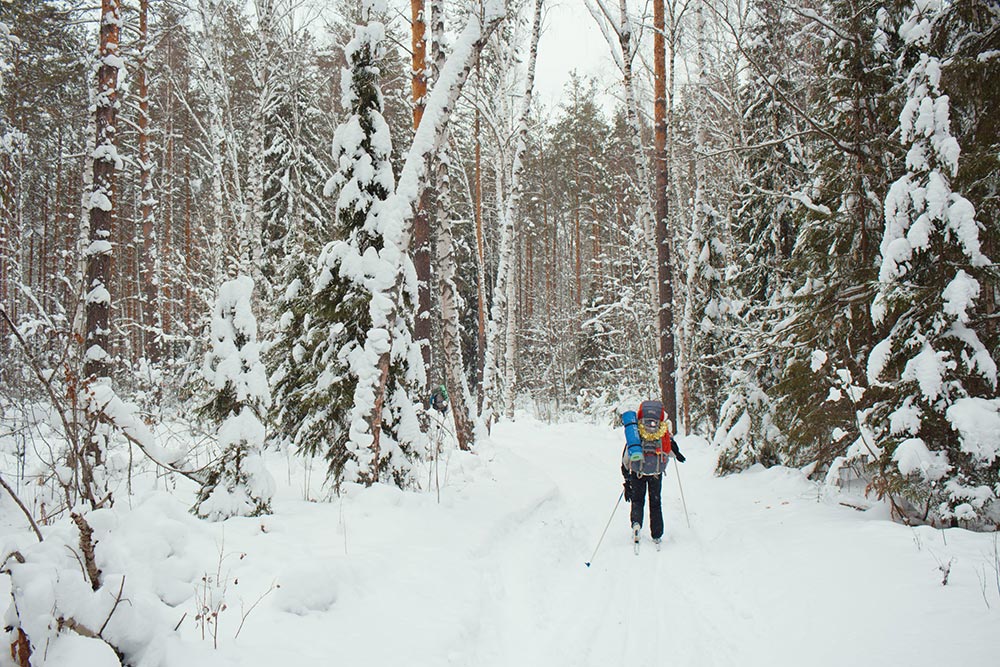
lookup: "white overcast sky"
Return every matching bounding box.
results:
[533,0,617,109]
[298,0,623,111]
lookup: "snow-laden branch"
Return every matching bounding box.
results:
[378,0,507,258]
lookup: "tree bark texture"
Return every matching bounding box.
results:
[474,67,487,408]
[83,0,122,380]
[481,0,543,428]
[653,0,677,424]
[412,0,432,379]
[137,0,161,364]
[430,0,475,449]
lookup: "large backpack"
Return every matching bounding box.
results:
[638,400,667,453]
[622,400,669,476]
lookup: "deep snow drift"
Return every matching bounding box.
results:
[1,416,997,666]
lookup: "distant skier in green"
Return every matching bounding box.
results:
[429,384,449,415]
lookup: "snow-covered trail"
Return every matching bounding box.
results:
[175,417,997,667]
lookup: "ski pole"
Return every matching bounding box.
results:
[585,490,624,568]
[673,459,691,528]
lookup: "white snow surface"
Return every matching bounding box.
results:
[946,397,1000,464]
[3,417,997,666]
[892,437,950,481]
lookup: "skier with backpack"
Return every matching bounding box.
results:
[620,400,685,549]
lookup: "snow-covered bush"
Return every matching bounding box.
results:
[194,276,274,520]
[3,495,206,667]
[713,369,784,474]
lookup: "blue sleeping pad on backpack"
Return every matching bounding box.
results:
[622,411,642,461]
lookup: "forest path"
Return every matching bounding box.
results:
[195,417,997,667]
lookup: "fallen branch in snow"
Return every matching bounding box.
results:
[2,550,26,569]
[9,628,30,667]
[3,305,207,505]
[71,512,102,591]
[58,616,100,639]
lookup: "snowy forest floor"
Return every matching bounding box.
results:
[2,416,998,667]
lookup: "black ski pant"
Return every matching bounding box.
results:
[628,472,663,539]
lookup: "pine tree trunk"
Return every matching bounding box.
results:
[652,0,677,424]
[412,0,432,381]
[83,0,122,381]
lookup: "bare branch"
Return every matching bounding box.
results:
[0,474,43,542]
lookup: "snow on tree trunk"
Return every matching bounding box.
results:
[411,0,433,379]
[137,0,161,367]
[430,0,475,450]
[247,0,276,288]
[867,0,997,526]
[83,0,123,382]
[196,0,230,283]
[367,0,505,444]
[194,276,275,520]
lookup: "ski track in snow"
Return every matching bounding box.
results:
[5,416,995,666]
[219,417,996,666]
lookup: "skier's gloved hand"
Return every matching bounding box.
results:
[675,451,686,463]
[671,441,686,463]
[623,481,632,502]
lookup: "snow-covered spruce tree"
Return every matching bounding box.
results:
[260,30,334,311]
[865,0,997,527]
[769,0,902,475]
[272,1,421,488]
[194,276,275,520]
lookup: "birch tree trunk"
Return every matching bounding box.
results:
[474,55,487,409]
[680,0,709,433]
[196,0,229,282]
[430,0,476,449]
[248,0,276,289]
[482,0,543,429]
[368,3,506,458]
